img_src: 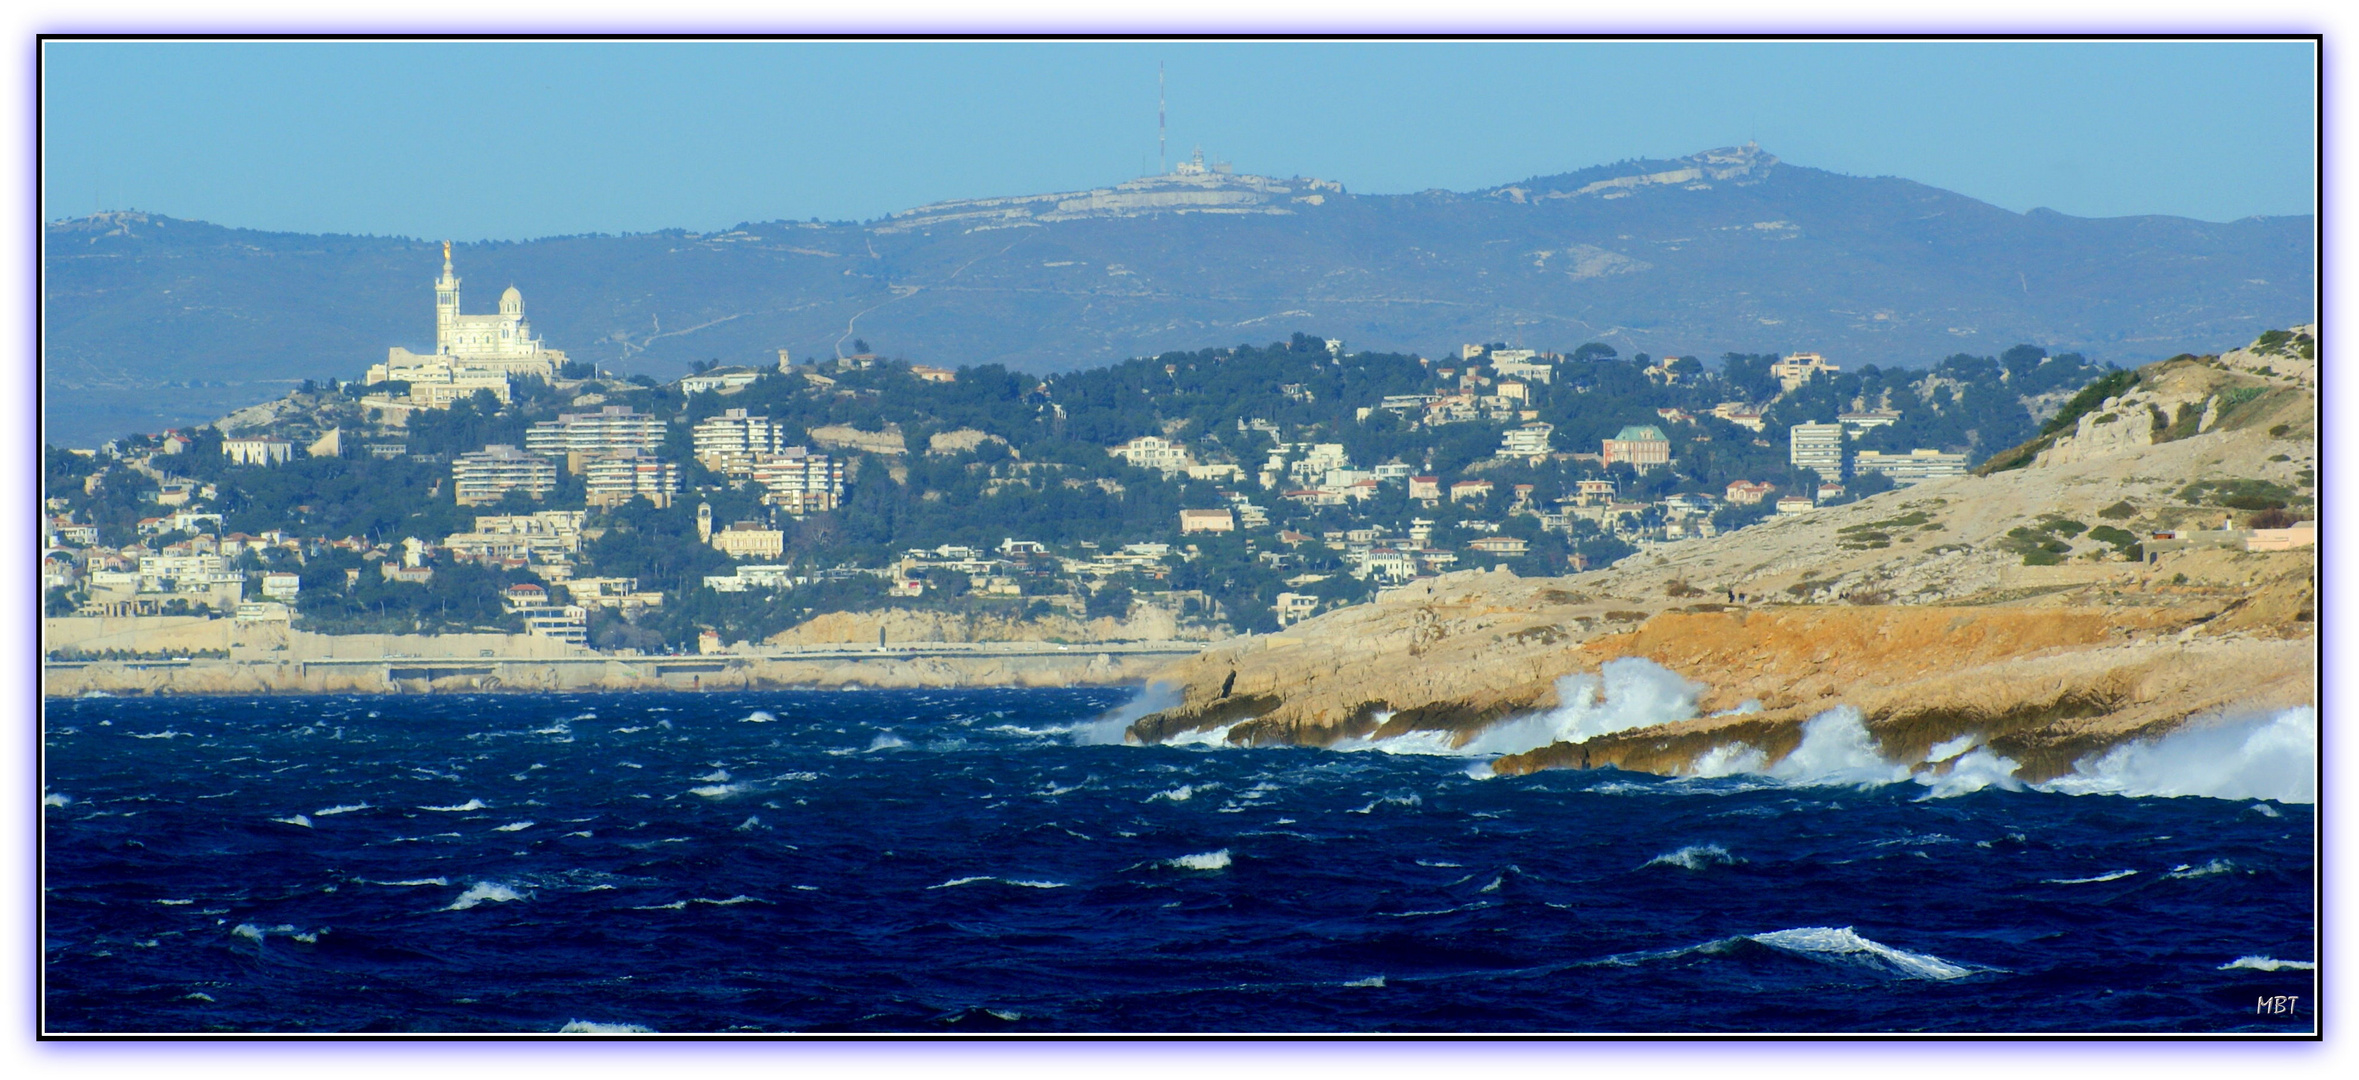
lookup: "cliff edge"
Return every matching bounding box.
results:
[1130,330,2317,783]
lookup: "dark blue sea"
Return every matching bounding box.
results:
[43,689,2317,1034]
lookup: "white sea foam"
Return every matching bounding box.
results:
[2220,956,2315,972]
[1149,783,1208,803]
[1349,793,1424,814]
[1644,843,1739,871]
[2168,859,2240,879]
[1343,975,1386,988]
[493,821,534,832]
[231,923,296,943]
[2044,869,2137,885]
[689,784,749,798]
[867,731,907,751]
[697,769,732,783]
[445,882,527,910]
[1162,721,1244,748]
[275,814,313,828]
[1350,658,1705,758]
[157,899,194,905]
[1166,849,1232,871]
[313,803,370,816]
[1748,926,1976,980]
[2038,707,2316,804]
[130,731,188,739]
[740,711,777,724]
[1686,743,1770,778]
[1767,708,1915,787]
[366,878,450,887]
[560,1020,655,1033]
[185,992,215,1002]
[1924,734,1978,763]
[928,876,1068,890]
[420,799,488,812]
[42,794,70,808]
[2248,802,2284,818]
[1073,682,1180,745]
[1710,699,1765,718]
[1914,748,2026,799]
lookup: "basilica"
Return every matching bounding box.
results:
[366,243,566,401]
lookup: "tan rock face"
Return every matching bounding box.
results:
[1132,343,2316,782]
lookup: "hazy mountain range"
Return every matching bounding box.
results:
[42,143,2313,448]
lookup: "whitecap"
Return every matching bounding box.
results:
[866,731,907,751]
[735,816,761,832]
[2167,859,2239,879]
[185,992,215,1002]
[493,821,534,832]
[130,731,187,740]
[689,784,748,798]
[740,710,777,723]
[2039,707,2316,804]
[420,799,488,812]
[1165,849,1232,871]
[365,877,450,887]
[560,1020,654,1033]
[274,814,313,828]
[1686,743,1770,778]
[444,882,527,910]
[1341,658,1706,758]
[1748,926,1977,980]
[2044,869,2137,885]
[1148,784,1207,803]
[2220,956,2315,972]
[157,898,194,905]
[697,769,732,783]
[1644,843,1739,871]
[231,923,296,943]
[1343,975,1386,988]
[1162,721,1244,748]
[313,803,370,816]
[42,794,71,808]
[1914,748,2026,799]
[928,876,1068,890]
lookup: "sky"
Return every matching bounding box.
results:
[40,39,2316,241]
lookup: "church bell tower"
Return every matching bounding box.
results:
[435,241,460,354]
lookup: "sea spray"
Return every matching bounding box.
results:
[2039,707,2316,804]
[1075,682,1181,746]
[1337,657,1704,757]
[1766,708,1913,787]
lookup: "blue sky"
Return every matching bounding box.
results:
[42,40,2316,240]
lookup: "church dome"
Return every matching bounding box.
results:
[500,285,523,315]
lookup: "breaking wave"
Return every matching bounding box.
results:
[445,882,528,910]
[1073,682,1179,746]
[2220,956,2313,972]
[1643,844,1739,871]
[1165,849,1232,871]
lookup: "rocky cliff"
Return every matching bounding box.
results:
[1130,329,2317,782]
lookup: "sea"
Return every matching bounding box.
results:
[42,679,2318,1034]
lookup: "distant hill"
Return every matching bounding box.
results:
[41,143,2313,448]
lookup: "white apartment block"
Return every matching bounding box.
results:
[525,405,666,465]
[693,409,796,474]
[584,449,682,508]
[1771,352,1840,392]
[750,449,846,515]
[452,445,559,506]
[222,437,293,466]
[1788,422,1846,478]
[1497,422,1555,460]
[1853,448,1971,485]
[1109,435,1194,474]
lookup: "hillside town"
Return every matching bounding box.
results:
[41,247,2305,653]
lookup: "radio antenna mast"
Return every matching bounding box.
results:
[1157,62,1167,175]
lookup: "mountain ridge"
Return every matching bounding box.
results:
[42,145,2313,448]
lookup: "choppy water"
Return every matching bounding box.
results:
[44,688,2316,1033]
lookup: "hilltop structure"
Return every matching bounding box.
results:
[366,242,566,398]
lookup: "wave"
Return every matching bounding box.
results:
[867,731,907,752]
[2039,707,2315,804]
[928,876,1068,890]
[740,710,777,724]
[2044,870,2136,885]
[445,882,528,910]
[1337,658,1704,758]
[274,814,312,828]
[696,769,731,782]
[364,877,450,887]
[1162,721,1244,748]
[1643,843,1739,871]
[420,799,488,812]
[1343,975,1386,988]
[493,821,535,832]
[689,784,750,798]
[1073,682,1179,745]
[559,1020,654,1033]
[42,793,70,808]
[2167,859,2240,880]
[129,730,188,739]
[1149,783,1208,803]
[1165,849,1232,871]
[1747,926,1978,980]
[231,923,298,943]
[2220,956,2314,972]
[313,803,370,816]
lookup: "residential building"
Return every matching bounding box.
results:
[711,522,785,560]
[1497,422,1555,461]
[750,449,846,515]
[1179,508,1235,534]
[260,572,301,601]
[680,367,762,395]
[702,566,804,593]
[1725,480,1776,505]
[525,405,666,467]
[1838,410,1902,437]
[584,449,682,508]
[1710,402,1767,432]
[520,605,589,646]
[442,511,585,564]
[1408,476,1442,501]
[1852,448,1969,485]
[452,445,559,505]
[693,409,795,474]
[1788,422,1846,478]
[1776,495,1815,515]
[1185,462,1245,482]
[1109,435,1193,474]
[909,364,958,383]
[1274,592,1321,625]
[2246,521,2318,552]
[1770,351,1839,392]
[1450,480,1494,503]
[1468,536,1529,557]
[222,437,293,467]
[1601,424,1671,472]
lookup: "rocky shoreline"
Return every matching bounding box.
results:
[1127,336,2318,782]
